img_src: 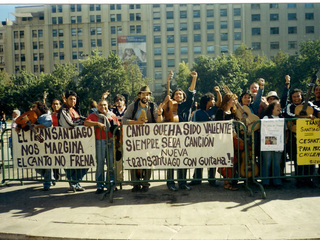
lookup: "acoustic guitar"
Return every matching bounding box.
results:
[240,149,259,178]
[162,71,179,122]
[15,111,45,143]
[289,70,320,132]
[222,85,260,132]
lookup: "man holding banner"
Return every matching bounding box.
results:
[122,86,163,192]
[84,99,120,194]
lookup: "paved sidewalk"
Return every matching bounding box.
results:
[1,179,320,240]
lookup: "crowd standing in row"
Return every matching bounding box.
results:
[5,71,320,193]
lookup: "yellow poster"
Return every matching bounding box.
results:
[296,119,320,165]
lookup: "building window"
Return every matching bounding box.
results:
[71,16,76,23]
[220,9,227,17]
[288,27,297,34]
[180,47,188,55]
[117,26,122,34]
[207,9,214,17]
[234,32,241,40]
[34,65,39,73]
[14,31,18,39]
[20,42,25,50]
[220,46,228,53]
[90,4,94,11]
[115,14,119,22]
[14,43,19,50]
[234,20,241,28]
[153,12,160,19]
[288,4,296,8]
[38,30,43,37]
[154,36,161,44]
[270,42,279,49]
[97,39,102,47]
[77,5,82,11]
[167,11,174,19]
[52,29,57,37]
[252,28,261,35]
[234,8,241,16]
[180,22,187,31]
[39,41,43,49]
[59,41,64,48]
[193,10,200,18]
[180,35,187,43]
[90,27,96,35]
[305,3,314,8]
[270,27,279,34]
[288,13,297,20]
[207,21,214,30]
[130,26,135,34]
[53,41,58,48]
[116,4,121,10]
[52,17,57,24]
[52,5,56,13]
[58,29,63,37]
[153,4,160,8]
[194,46,201,54]
[39,53,44,60]
[306,26,314,34]
[130,13,134,21]
[15,54,19,61]
[21,54,25,62]
[207,46,214,53]
[111,38,116,46]
[220,21,227,29]
[78,40,83,48]
[270,4,278,8]
[168,59,175,67]
[154,48,161,55]
[180,11,187,18]
[167,23,174,31]
[288,41,297,49]
[97,27,102,35]
[220,33,228,41]
[90,15,95,23]
[155,72,162,80]
[78,28,82,36]
[111,26,116,34]
[58,17,63,24]
[33,42,38,50]
[110,14,115,22]
[194,22,201,30]
[251,4,260,9]
[70,5,75,12]
[167,35,174,43]
[153,24,160,32]
[154,59,161,68]
[110,4,115,10]
[252,14,260,21]
[207,33,214,41]
[194,34,201,42]
[72,40,77,48]
[167,47,175,55]
[71,28,76,36]
[136,25,141,33]
[305,13,314,20]
[270,14,279,21]
[33,53,38,61]
[77,16,82,23]
[60,52,64,60]
[91,39,96,47]
[136,13,141,21]
[58,5,62,12]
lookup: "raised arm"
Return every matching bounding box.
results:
[214,86,222,108]
[189,71,198,91]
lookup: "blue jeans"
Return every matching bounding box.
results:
[96,139,114,190]
[65,169,88,188]
[36,169,53,189]
[261,151,282,185]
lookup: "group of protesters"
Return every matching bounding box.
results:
[7,71,320,194]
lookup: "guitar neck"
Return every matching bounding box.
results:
[167,78,170,96]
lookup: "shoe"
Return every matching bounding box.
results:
[141,186,149,192]
[43,187,50,191]
[67,186,76,193]
[168,185,178,191]
[180,184,191,190]
[95,188,104,194]
[131,185,140,192]
[75,186,85,191]
[224,181,238,191]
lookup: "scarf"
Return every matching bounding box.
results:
[93,110,113,133]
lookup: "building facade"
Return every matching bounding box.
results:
[1,3,319,93]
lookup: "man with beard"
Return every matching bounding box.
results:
[122,86,163,192]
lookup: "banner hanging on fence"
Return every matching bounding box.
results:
[12,126,96,169]
[260,118,285,152]
[296,119,320,165]
[122,121,234,169]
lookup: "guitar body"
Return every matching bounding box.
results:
[294,105,314,116]
[15,110,44,143]
[236,105,260,132]
[162,99,179,122]
[240,150,259,178]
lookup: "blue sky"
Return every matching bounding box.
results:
[0,5,19,22]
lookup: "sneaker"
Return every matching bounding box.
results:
[168,185,178,191]
[180,184,191,191]
[141,186,149,192]
[131,185,141,192]
[75,186,85,191]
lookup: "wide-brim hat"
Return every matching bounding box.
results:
[266,91,279,100]
[138,86,152,95]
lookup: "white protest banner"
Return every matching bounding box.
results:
[12,126,96,169]
[122,121,234,169]
[260,118,285,152]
